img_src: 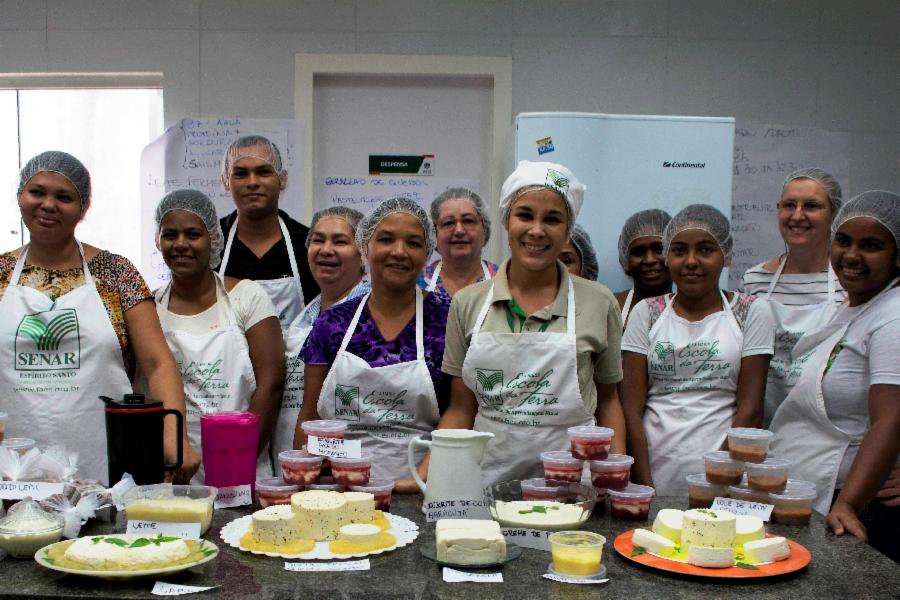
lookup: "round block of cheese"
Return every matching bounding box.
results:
[291,490,352,541]
[734,515,765,547]
[338,523,381,544]
[342,491,376,523]
[681,509,736,550]
[651,508,684,544]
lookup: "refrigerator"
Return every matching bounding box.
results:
[515,112,735,292]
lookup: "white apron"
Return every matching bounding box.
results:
[762,258,838,426]
[273,301,315,458]
[621,288,636,326]
[770,279,898,515]
[0,243,132,484]
[317,290,440,481]
[644,292,743,496]
[155,273,270,484]
[220,215,305,331]
[461,278,593,486]
[425,259,492,293]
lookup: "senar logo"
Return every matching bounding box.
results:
[545,168,570,195]
[15,308,81,371]
[333,384,360,421]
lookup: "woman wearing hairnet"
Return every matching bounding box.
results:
[621,204,774,495]
[0,152,196,484]
[770,191,900,562]
[743,169,847,426]
[419,188,498,297]
[437,160,626,486]
[273,206,370,458]
[614,209,673,326]
[560,224,599,280]
[151,190,284,484]
[298,198,450,491]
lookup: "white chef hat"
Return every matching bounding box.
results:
[499,161,585,228]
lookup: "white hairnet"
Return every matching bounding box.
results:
[569,224,599,281]
[782,168,843,213]
[662,204,733,265]
[356,197,436,259]
[221,135,288,188]
[499,161,585,230]
[831,190,900,266]
[306,206,365,249]
[18,151,92,213]
[617,209,672,270]
[429,187,492,248]
[155,189,225,270]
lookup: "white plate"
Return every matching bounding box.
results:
[220,512,419,559]
[34,538,219,580]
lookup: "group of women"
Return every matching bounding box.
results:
[0,150,896,562]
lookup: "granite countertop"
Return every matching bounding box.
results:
[2,495,897,599]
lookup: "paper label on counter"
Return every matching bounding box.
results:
[126,520,201,539]
[285,559,370,572]
[151,582,216,595]
[542,573,608,585]
[214,484,252,509]
[424,498,490,522]
[0,481,64,500]
[307,436,361,459]
[442,567,503,583]
[501,527,552,551]
[711,496,774,521]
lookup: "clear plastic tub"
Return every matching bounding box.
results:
[349,478,394,511]
[588,454,634,491]
[2,438,36,456]
[549,531,606,577]
[520,478,567,501]
[540,451,584,484]
[278,449,324,485]
[329,452,373,486]
[567,425,614,460]
[745,458,791,492]
[726,428,773,463]
[255,477,301,508]
[703,451,745,485]
[607,483,655,521]
[122,484,217,534]
[769,487,816,525]
[685,473,729,508]
[0,411,7,445]
[300,420,347,440]
[306,476,344,492]
[727,483,770,504]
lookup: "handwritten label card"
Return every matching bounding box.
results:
[442,567,503,583]
[214,485,253,509]
[151,582,216,596]
[424,498,491,522]
[307,436,361,459]
[542,573,608,585]
[0,481,65,501]
[501,527,552,551]
[711,496,774,521]
[284,559,370,572]
[126,520,201,539]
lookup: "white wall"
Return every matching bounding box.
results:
[1,0,897,197]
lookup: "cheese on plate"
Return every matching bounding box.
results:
[734,515,765,547]
[292,490,353,541]
[681,509,736,550]
[687,545,734,568]
[743,537,790,564]
[632,529,676,557]
[651,508,684,544]
[435,519,506,565]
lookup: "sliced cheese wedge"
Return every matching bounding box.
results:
[687,546,734,568]
[743,537,790,564]
[652,508,684,544]
[338,523,381,544]
[734,515,765,547]
[632,528,676,557]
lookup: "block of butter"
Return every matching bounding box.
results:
[435,519,506,565]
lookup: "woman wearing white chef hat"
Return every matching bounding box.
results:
[435,160,626,486]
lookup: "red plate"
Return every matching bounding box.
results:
[614,529,811,579]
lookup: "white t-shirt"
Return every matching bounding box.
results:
[821,285,900,485]
[155,279,277,335]
[742,263,846,306]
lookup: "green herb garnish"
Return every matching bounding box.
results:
[91,537,103,545]
[631,547,647,557]
[129,538,151,548]
[202,548,216,558]
[735,562,758,570]
[44,558,55,565]
[103,538,129,547]
[696,509,718,518]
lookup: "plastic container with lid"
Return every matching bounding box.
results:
[520,478,568,501]
[0,497,65,558]
[728,483,770,504]
[769,487,816,525]
[122,484,217,534]
[0,411,7,444]
[703,451,745,485]
[540,451,584,484]
[567,425,614,460]
[2,438,36,456]
[685,473,729,508]
[301,420,347,440]
[255,477,301,508]
[349,479,395,511]
[306,476,345,492]
[726,428,773,463]
[329,452,374,486]
[745,458,791,492]
[279,449,324,485]
[548,530,606,578]
[607,483,655,521]
[588,454,634,491]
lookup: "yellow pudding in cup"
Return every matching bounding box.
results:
[548,531,605,577]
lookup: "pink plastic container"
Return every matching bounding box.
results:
[541,451,584,484]
[329,452,373,486]
[200,411,259,491]
[567,425,614,460]
[589,454,634,491]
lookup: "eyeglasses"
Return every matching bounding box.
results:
[777,200,829,214]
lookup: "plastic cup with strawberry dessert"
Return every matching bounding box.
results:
[0,412,6,445]
[301,419,347,440]
[726,427,773,463]
[702,451,745,485]
[588,454,634,491]
[2,438,36,456]
[769,487,816,525]
[278,449,324,485]
[541,451,584,484]
[607,483,655,521]
[745,458,791,493]
[567,425,614,460]
[520,478,567,501]
[728,483,771,504]
[307,476,345,492]
[685,473,729,508]
[349,478,395,511]
[255,477,301,507]
[329,452,373,486]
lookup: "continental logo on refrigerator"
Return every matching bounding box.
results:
[535,136,554,155]
[15,308,81,371]
[663,161,706,168]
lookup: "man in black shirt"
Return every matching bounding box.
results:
[218,135,319,330]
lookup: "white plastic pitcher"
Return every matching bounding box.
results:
[408,429,494,507]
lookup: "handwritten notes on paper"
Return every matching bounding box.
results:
[316,176,479,217]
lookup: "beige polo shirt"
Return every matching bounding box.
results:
[442,259,623,416]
